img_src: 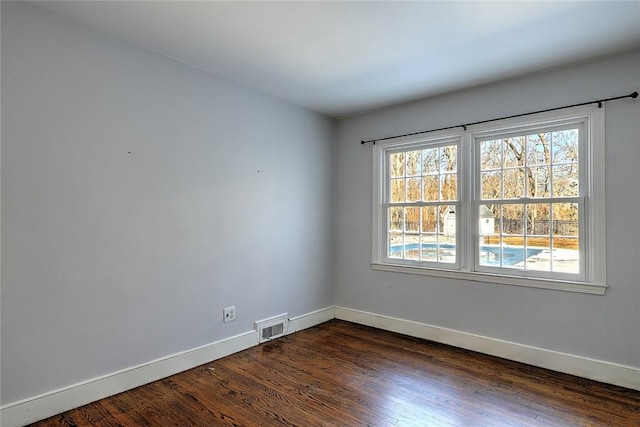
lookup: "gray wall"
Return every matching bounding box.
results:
[335,50,640,368]
[1,2,334,404]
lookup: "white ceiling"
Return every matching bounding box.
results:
[36,1,640,118]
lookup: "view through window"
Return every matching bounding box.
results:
[388,144,458,264]
[477,127,581,275]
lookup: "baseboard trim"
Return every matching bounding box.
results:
[1,330,258,427]
[288,306,335,334]
[335,306,640,392]
[1,306,335,427]
[4,305,637,426]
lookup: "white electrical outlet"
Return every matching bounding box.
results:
[223,306,236,323]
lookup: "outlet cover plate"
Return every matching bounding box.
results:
[223,306,236,323]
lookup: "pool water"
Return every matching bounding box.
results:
[389,243,543,266]
[479,245,543,266]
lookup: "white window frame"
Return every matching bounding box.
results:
[372,105,606,295]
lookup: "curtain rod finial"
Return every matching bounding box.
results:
[631,91,638,99]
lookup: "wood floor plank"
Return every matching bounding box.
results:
[29,320,640,426]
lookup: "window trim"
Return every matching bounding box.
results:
[371,105,606,295]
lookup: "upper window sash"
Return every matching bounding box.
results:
[472,122,586,201]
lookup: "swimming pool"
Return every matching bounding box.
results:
[389,243,543,266]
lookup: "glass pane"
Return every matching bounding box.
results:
[552,129,579,163]
[503,168,525,198]
[438,245,456,263]
[388,232,402,258]
[551,203,580,274]
[421,206,437,233]
[389,207,404,231]
[526,133,551,165]
[479,205,498,237]
[527,166,551,198]
[440,145,457,173]
[406,150,421,176]
[551,203,579,273]
[479,205,501,266]
[405,207,420,233]
[404,234,420,260]
[502,204,524,237]
[422,148,438,174]
[526,204,551,236]
[481,139,501,170]
[553,164,579,197]
[420,234,438,262]
[550,238,579,274]
[480,243,502,267]
[438,207,456,263]
[423,175,439,201]
[503,136,525,167]
[503,246,526,269]
[441,174,457,201]
[524,237,551,272]
[437,206,446,232]
[390,179,405,202]
[481,171,501,199]
[501,204,525,268]
[552,203,579,237]
[406,178,421,202]
[441,206,456,239]
[390,152,405,177]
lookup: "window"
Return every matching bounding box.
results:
[372,105,606,294]
[386,140,459,266]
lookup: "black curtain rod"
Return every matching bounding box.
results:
[360,91,638,145]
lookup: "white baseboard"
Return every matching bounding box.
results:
[335,306,640,392]
[0,306,335,427]
[4,305,637,426]
[288,306,335,334]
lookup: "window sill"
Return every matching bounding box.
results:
[371,263,607,295]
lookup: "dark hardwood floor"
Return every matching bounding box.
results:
[31,320,640,426]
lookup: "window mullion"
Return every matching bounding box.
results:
[460,134,471,272]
